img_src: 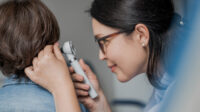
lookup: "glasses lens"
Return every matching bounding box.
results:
[96,30,127,54]
[98,41,105,54]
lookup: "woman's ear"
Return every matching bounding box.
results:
[134,24,150,47]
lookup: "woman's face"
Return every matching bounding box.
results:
[92,18,149,82]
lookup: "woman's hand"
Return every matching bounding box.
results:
[25,43,70,93]
[25,43,81,112]
[70,59,112,112]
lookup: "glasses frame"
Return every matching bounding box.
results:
[95,30,127,54]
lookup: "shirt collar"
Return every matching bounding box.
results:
[2,74,36,87]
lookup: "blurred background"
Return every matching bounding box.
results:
[0,0,192,111]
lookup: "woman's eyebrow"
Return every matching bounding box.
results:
[94,34,103,39]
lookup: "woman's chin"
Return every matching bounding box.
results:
[116,74,132,83]
[116,72,138,83]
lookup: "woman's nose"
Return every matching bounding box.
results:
[99,50,106,60]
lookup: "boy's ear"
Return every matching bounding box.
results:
[134,24,150,47]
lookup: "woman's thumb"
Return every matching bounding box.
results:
[79,59,93,76]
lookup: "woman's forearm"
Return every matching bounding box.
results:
[89,90,112,112]
[99,90,112,112]
[52,77,81,112]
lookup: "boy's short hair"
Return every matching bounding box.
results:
[0,0,60,78]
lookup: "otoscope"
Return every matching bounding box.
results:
[61,41,98,99]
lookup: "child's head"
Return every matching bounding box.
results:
[0,0,60,78]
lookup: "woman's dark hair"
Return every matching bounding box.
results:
[0,0,60,79]
[89,0,183,89]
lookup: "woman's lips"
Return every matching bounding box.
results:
[109,64,117,72]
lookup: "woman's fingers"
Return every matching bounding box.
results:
[79,59,95,79]
[36,43,65,62]
[74,82,90,90]
[78,96,94,108]
[32,57,39,69]
[37,45,53,61]
[69,66,75,73]
[44,45,53,55]
[38,50,44,60]
[24,66,36,81]
[76,90,89,96]
[72,73,90,95]
[71,74,84,82]
[53,42,65,61]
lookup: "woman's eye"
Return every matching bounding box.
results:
[104,39,109,42]
[99,39,110,46]
[103,39,109,44]
[104,39,111,47]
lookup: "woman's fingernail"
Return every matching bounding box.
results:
[86,85,90,90]
[55,42,59,46]
[80,58,85,63]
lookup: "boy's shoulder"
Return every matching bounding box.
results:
[0,76,55,112]
[0,75,89,112]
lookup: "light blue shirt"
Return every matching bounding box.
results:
[144,73,174,112]
[0,75,88,112]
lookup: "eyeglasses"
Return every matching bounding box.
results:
[94,30,127,54]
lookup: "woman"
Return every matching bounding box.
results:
[25,0,184,112]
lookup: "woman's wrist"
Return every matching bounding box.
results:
[52,78,81,112]
[51,79,73,96]
[90,89,112,112]
[50,73,73,95]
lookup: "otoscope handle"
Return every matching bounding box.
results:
[71,60,98,99]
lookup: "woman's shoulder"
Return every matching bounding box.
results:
[144,73,175,112]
